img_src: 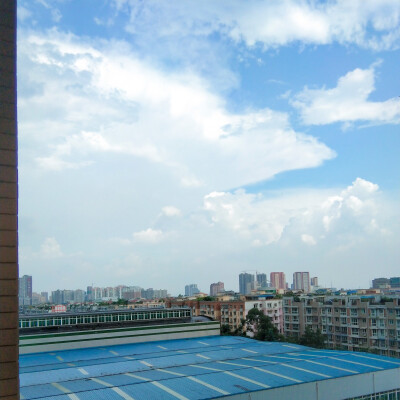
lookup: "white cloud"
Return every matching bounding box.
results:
[203,178,390,247]
[203,189,314,245]
[18,30,334,190]
[301,234,317,246]
[40,237,63,258]
[133,228,164,243]
[162,206,181,217]
[118,0,400,51]
[292,65,400,125]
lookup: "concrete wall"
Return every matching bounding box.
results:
[0,0,19,398]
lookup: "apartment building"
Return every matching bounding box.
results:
[293,272,310,293]
[270,272,286,290]
[19,275,32,306]
[167,297,283,333]
[283,295,400,358]
[210,281,224,296]
[245,297,284,333]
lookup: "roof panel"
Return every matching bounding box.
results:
[20,336,400,400]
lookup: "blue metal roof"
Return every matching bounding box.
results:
[20,336,400,399]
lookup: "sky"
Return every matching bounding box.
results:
[17,0,400,295]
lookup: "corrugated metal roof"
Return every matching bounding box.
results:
[20,336,400,399]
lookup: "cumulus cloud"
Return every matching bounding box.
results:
[203,189,316,245]
[18,30,334,190]
[203,178,390,247]
[118,0,400,50]
[133,228,164,243]
[291,65,400,125]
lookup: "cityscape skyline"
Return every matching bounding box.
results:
[20,271,400,301]
[17,1,400,295]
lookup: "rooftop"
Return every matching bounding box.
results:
[20,336,400,400]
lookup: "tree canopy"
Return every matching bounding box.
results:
[298,326,326,348]
[245,307,282,342]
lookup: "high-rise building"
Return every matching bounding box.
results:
[73,289,86,303]
[41,292,49,302]
[122,286,142,300]
[86,286,93,301]
[390,277,400,288]
[372,278,390,288]
[239,273,254,295]
[32,292,48,305]
[293,272,310,293]
[310,277,318,287]
[63,290,74,303]
[51,290,64,304]
[153,289,168,299]
[185,284,199,296]
[19,275,33,305]
[270,272,286,290]
[210,282,225,296]
[142,288,155,299]
[256,273,267,289]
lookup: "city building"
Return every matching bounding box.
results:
[167,296,284,334]
[390,277,400,288]
[40,292,48,302]
[293,271,310,293]
[372,277,390,289]
[185,283,200,296]
[245,297,284,333]
[32,292,48,305]
[310,276,318,286]
[270,272,286,290]
[239,272,255,294]
[122,286,142,300]
[210,281,224,296]
[86,286,93,301]
[283,295,400,358]
[256,273,267,289]
[73,289,85,303]
[51,289,64,304]
[18,274,32,305]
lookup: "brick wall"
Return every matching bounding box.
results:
[0,0,19,398]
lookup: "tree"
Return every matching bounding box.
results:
[299,326,326,348]
[220,324,232,335]
[197,296,215,301]
[245,308,282,342]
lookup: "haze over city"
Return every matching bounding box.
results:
[17,0,400,295]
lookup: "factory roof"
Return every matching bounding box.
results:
[20,336,400,400]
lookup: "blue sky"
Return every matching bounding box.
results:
[17,0,400,295]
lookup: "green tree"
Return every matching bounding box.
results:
[299,326,326,348]
[245,308,282,342]
[197,296,215,301]
[220,324,232,335]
